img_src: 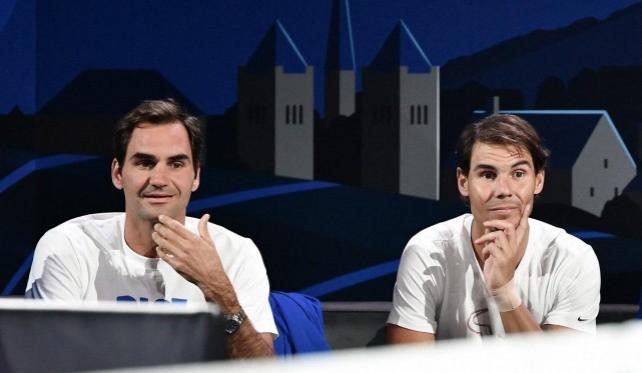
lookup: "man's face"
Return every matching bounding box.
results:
[111,122,200,224]
[457,142,544,229]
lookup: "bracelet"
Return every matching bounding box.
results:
[491,278,522,312]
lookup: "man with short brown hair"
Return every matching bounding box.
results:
[27,99,276,358]
[387,114,600,343]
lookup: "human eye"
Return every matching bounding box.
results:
[135,159,155,169]
[513,169,526,178]
[170,160,185,169]
[480,171,495,180]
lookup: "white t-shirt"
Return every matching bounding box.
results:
[26,213,277,335]
[387,214,600,339]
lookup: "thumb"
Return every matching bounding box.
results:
[198,213,212,242]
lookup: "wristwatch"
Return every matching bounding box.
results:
[224,307,247,335]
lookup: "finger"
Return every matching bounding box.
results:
[496,230,512,256]
[158,215,193,240]
[516,203,532,239]
[482,242,504,261]
[151,231,182,256]
[198,214,213,243]
[153,223,190,251]
[483,220,515,239]
[156,245,176,261]
[474,231,503,245]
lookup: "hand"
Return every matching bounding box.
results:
[474,203,531,290]
[151,214,239,310]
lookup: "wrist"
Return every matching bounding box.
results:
[491,277,522,312]
[224,306,247,335]
[199,276,239,313]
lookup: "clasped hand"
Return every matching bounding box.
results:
[473,204,531,291]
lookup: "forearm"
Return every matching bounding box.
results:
[200,277,274,358]
[228,321,274,358]
[499,304,543,334]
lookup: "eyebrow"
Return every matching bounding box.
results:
[130,153,157,162]
[129,153,191,163]
[472,160,533,172]
[510,160,532,169]
[167,154,191,163]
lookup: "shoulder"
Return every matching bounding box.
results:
[407,214,469,250]
[528,218,598,269]
[37,213,123,252]
[401,214,470,261]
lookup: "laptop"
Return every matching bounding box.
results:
[0,299,227,373]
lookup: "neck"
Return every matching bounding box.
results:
[123,214,158,258]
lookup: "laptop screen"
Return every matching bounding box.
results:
[0,299,227,372]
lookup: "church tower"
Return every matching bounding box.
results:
[361,20,440,199]
[238,20,314,179]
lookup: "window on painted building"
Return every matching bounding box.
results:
[299,105,303,125]
[410,105,415,124]
[604,158,608,169]
[590,187,594,197]
[250,105,259,125]
[285,105,290,124]
[386,105,392,125]
[423,105,428,125]
[261,105,267,124]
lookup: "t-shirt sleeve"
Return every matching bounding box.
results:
[26,229,84,300]
[387,242,443,334]
[543,246,601,334]
[232,238,278,337]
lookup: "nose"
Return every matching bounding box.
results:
[149,164,169,187]
[494,174,512,198]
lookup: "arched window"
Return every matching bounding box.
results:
[423,105,428,125]
[285,105,290,124]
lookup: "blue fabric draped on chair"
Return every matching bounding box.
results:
[269,291,331,355]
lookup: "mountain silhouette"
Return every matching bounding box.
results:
[38,69,201,116]
[442,2,642,103]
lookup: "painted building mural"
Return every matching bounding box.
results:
[2,0,642,303]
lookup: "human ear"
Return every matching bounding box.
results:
[534,170,545,195]
[111,159,123,190]
[457,167,469,197]
[191,167,201,192]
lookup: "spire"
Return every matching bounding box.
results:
[370,20,432,73]
[245,20,308,74]
[325,0,356,71]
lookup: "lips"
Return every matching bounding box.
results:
[142,193,174,203]
[488,205,519,215]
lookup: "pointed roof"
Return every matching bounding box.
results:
[245,20,308,74]
[370,20,433,73]
[8,105,23,116]
[325,0,356,71]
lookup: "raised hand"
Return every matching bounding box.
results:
[474,203,531,290]
[151,214,238,310]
